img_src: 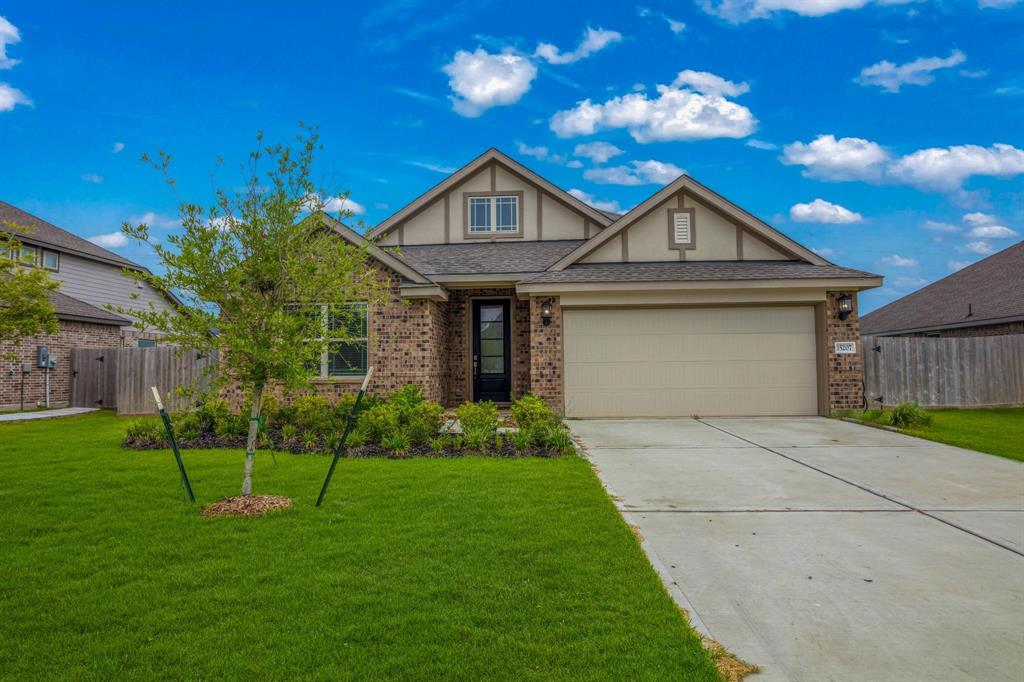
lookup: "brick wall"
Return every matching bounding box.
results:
[446,288,530,406]
[529,296,563,414]
[825,291,864,412]
[0,320,122,410]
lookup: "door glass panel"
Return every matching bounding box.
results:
[481,356,503,374]
[480,339,504,356]
[480,321,503,340]
[480,305,503,322]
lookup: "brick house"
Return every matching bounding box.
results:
[1,201,177,410]
[862,241,1023,338]
[260,149,881,417]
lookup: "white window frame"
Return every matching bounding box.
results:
[41,249,59,272]
[316,302,368,378]
[465,193,521,236]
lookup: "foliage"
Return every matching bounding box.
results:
[510,427,531,452]
[293,395,334,432]
[124,418,165,446]
[357,403,401,444]
[281,424,299,443]
[455,400,499,446]
[382,430,411,455]
[0,229,59,356]
[511,394,555,432]
[113,124,387,495]
[889,401,932,428]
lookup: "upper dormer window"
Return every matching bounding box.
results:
[466,192,522,236]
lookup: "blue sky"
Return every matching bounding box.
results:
[1,0,1022,313]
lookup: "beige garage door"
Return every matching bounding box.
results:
[563,306,819,418]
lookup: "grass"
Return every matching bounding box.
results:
[0,412,719,681]
[842,406,1024,463]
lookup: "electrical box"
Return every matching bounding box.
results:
[21,363,32,373]
[47,357,57,369]
[36,346,49,368]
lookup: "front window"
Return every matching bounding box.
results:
[296,303,368,378]
[18,245,38,265]
[41,250,59,271]
[468,195,519,233]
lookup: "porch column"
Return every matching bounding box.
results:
[529,296,564,415]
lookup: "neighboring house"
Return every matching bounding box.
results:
[0,201,177,410]
[862,241,1024,338]
[242,148,881,418]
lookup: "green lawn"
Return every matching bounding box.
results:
[0,412,719,681]
[845,407,1024,462]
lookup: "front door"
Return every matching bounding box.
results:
[472,299,511,402]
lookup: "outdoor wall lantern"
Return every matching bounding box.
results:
[540,298,555,326]
[837,294,854,321]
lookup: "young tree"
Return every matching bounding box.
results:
[118,125,385,497]
[0,228,59,358]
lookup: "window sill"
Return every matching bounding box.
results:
[312,376,367,384]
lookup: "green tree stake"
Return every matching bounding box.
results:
[152,386,195,503]
[316,367,373,507]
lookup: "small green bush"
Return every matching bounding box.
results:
[429,437,448,453]
[358,403,401,444]
[125,418,165,445]
[195,398,230,433]
[389,384,425,410]
[293,395,333,432]
[455,400,499,444]
[406,401,444,445]
[301,430,320,450]
[889,401,932,428]
[382,430,411,455]
[463,428,489,452]
[215,413,248,438]
[544,427,574,455]
[511,394,555,432]
[510,428,531,452]
[281,423,299,443]
[172,412,202,440]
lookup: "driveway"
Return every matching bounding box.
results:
[571,417,1024,682]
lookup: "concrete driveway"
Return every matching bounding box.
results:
[571,417,1024,682]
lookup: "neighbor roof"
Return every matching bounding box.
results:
[48,290,129,326]
[390,240,584,275]
[522,260,881,284]
[0,200,139,268]
[861,241,1024,335]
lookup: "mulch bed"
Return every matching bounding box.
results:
[201,495,293,518]
[125,431,567,458]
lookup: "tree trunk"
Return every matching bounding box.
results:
[241,383,264,496]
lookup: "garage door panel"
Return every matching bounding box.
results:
[563,307,818,417]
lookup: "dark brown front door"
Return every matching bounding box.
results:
[472,299,511,402]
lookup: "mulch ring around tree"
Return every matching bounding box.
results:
[201,495,293,518]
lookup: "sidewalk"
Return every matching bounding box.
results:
[0,407,99,422]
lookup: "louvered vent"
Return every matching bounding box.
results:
[674,212,691,244]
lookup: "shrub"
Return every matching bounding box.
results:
[455,400,498,442]
[544,427,574,455]
[463,428,489,452]
[510,427,531,452]
[293,395,333,432]
[358,403,401,444]
[511,394,555,432]
[429,437,448,453]
[281,423,299,443]
[195,398,230,433]
[889,401,932,429]
[406,401,444,445]
[125,418,166,446]
[215,413,248,439]
[382,430,411,455]
[389,384,425,410]
[301,430,320,450]
[171,412,202,440]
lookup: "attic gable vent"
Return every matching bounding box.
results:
[674,212,691,244]
[668,207,696,251]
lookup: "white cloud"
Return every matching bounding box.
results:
[812,246,838,259]
[442,48,537,117]
[130,211,178,230]
[700,0,919,23]
[963,212,995,226]
[965,240,995,254]
[568,188,625,214]
[979,0,1020,7]
[880,254,918,267]
[323,195,366,215]
[573,141,625,164]
[671,70,750,97]
[781,134,890,182]
[922,220,960,233]
[637,6,686,33]
[0,82,30,111]
[960,69,988,79]
[746,139,777,150]
[0,16,21,70]
[887,143,1024,191]
[88,231,129,248]
[948,260,972,271]
[789,199,864,224]
[783,135,1024,192]
[566,159,583,169]
[534,27,622,65]
[584,159,685,185]
[112,142,125,154]
[550,71,756,142]
[856,50,966,93]
[968,224,1019,238]
[406,160,457,174]
[516,142,549,159]
[81,173,104,184]
[995,86,1024,96]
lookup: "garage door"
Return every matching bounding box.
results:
[563,306,819,418]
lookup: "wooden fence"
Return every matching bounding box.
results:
[863,334,1024,408]
[71,347,218,415]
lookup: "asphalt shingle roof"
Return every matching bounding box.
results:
[861,241,1024,334]
[0,200,140,268]
[47,290,129,326]
[522,260,880,284]
[390,239,585,275]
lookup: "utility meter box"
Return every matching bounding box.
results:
[47,357,58,369]
[36,346,49,368]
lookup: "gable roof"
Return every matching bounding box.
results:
[367,148,613,239]
[0,200,140,269]
[549,174,829,270]
[861,241,1024,335]
[389,239,584,276]
[523,260,879,285]
[318,213,432,284]
[48,290,129,326]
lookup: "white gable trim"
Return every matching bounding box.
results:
[550,175,828,271]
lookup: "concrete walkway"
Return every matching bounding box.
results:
[0,407,98,422]
[571,417,1024,682]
